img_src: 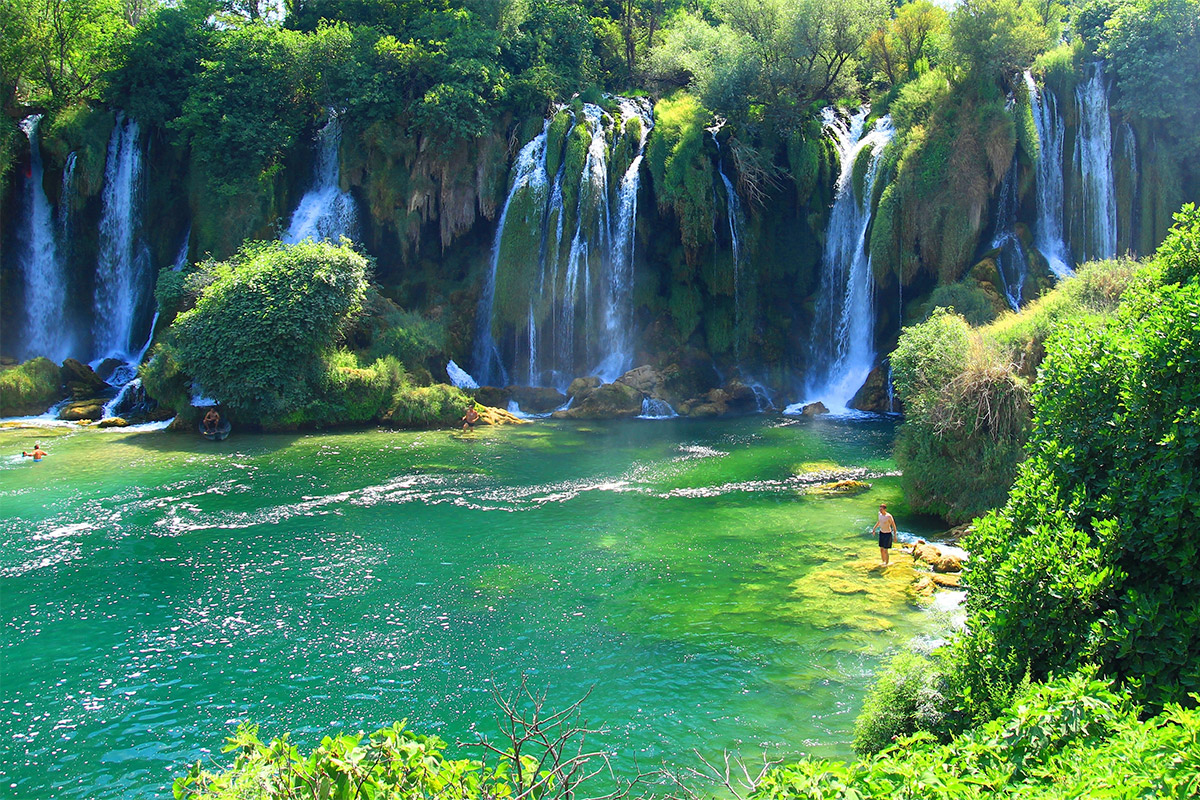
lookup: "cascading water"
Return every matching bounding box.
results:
[472,122,550,387]
[594,98,653,381]
[712,131,745,357]
[475,99,653,389]
[1024,71,1072,279]
[93,113,153,364]
[794,109,893,414]
[284,110,358,245]
[1073,62,1117,262]
[990,157,1027,310]
[16,115,71,362]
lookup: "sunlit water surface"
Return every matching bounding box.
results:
[0,416,945,798]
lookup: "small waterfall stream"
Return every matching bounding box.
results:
[93,113,153,364]
[284,110,358,244]
[16,114,71,362]
[1073,63,1117,262]
[712,132,745,357]
[1025,71,1072,278]
[796,109,893,413]
[990,157,1027,310]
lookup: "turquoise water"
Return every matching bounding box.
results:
[0,415,942,798]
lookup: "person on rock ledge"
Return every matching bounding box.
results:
[871,502,897,566]
[22,443,47,462]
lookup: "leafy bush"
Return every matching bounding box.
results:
[0,357,63,416]
[926,281,1000,326]
[1154,203,1200,285]
[144,239,369,423]
[853,651,947,755]
[751,670,1200,799]
[891,309,1030,522]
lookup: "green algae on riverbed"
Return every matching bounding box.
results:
[0,415,947,800]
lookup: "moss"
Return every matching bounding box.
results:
[852,144,874,207]
[788,129,820,206]
[545,109,572,178]
[646,93,715,260]
[40,103,115,202]
[559,119,593,237]
[491,177,551,330]
[0,358,64,416]
[1034,41,1083,101]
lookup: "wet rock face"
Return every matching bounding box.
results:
[474,386,511,408]
[507,385,566,413]
[61,358,108,399]
[849,365,897,414]
[58,399,106,421]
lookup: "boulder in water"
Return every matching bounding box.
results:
[801,401,829,417]
[508,386,566,413]
[567,376,602,401]
[97,417,129,428]
[849,365,896,414]
[58,399,106,421]
[61,359,109,399]
[722,381,761,414]
[810,479,872,497]
[616,365,664,396]
[474,406,529,426]
[553,381,642,419]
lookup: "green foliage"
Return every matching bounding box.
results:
[947,0,1054,84]
[1099,0,1200,161]
[363,304,448,376]
[753,670,1200,799]
[147,239,370,422]
[0,357,62,416]
[173,22,314,195]
[651,0,890,134]
[926,281,999,326]
[853,651,947,756]
[1154,203,1200,285]
[889,68,952,135]
[892,309,1031,523]
[173,720,540,800]
[646,93,714,258]
[2,0,131,108]
[39,103,114,200]
[106,1,216,127]
[865,0,949,88]
[154,267,189,322]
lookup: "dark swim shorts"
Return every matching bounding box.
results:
[878,531,894,549]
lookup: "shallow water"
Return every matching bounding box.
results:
[0,415,944,798]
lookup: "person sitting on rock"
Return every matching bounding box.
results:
[22,443,47,462]
[203,408,220,434]
[461,404,480,431]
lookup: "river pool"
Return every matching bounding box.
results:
[0,414,947,798]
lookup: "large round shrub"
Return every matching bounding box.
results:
[153,239,369,422]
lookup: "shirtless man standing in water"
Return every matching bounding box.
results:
[871,503,897,566]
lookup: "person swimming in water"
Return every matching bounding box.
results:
[22,444,47,462]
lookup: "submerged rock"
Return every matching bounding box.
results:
[809,479,872,497]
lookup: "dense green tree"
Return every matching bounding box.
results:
[947,0,1054,86]
[1099,0,1200,161]
[1,0,132,108]
[866,0,947,87]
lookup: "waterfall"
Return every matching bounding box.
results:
[990,157,1027,310]
[284,110,358,245]
[57,151,77,243]
[93,113,153,364]
[15,115,71,362]
[1073,63,1117,262]
[472,122,550,387]
[712,131,745,357]
[1024,71,1072,279]
[173,227,191,271]
[593,98,653,382]
[475,99,653,389]
[797,108,893,413]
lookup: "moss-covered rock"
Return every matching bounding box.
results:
[58,399,106,421]
[552,381,642,419]
[61,358,109,399]
[0,358,64,416]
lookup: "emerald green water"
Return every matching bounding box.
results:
[0,416,942,798]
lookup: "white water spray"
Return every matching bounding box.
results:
[284,110,358,245]
[1024,71,1072,279]
[16,115,71,362]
